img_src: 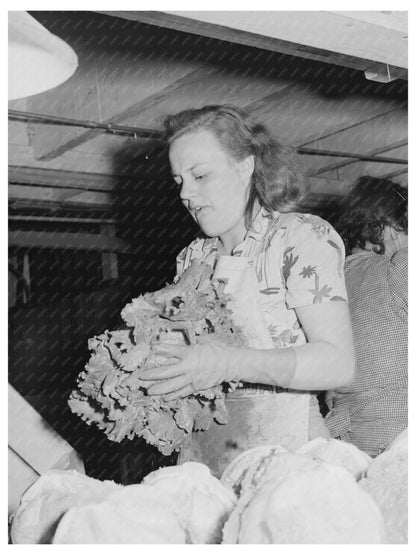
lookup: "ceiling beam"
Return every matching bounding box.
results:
[244,87,406,148]
[298,108,407,177]
[8,184,115,208]
[309,140,407,177]
[8,165,122,192]
[27,17,207,162]
[9,117,408,166]
[333,11,407,33]
[9,230,131,253]
[31,66,210,161]
[296,107,406,147]
[100,11,407,77]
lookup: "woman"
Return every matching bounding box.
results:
[142,105,355,476]
[325,176,408,457]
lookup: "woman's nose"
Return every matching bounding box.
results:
[179,178,196,200]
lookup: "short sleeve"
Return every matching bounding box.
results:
[387,247,408,315]
[282,215,348,308]
[175,246,188,278]
[175,238,208,279]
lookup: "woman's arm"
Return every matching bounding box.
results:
[143,217,355,398]
[237,301,355,390]
[142,301,355,399]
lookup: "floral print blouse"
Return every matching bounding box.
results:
[176,207,348,350]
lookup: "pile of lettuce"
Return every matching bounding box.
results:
[68,259,247,456]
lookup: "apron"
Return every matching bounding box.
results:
[178,255,311,478]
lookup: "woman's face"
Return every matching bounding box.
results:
[169,128,252,249]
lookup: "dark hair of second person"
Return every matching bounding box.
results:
[336,176,408,256]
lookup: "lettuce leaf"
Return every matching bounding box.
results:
[68,259,247,455]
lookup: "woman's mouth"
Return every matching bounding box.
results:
[191,206,207,215]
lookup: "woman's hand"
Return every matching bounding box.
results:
[141,300,356,400]
[141,339,243,400]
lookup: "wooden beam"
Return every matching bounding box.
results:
[28,46,101,161]
[245,88,406,148]
[29,41,206,161]
[295,107,406,147]
[8,166,121,192]
[308,141,408,177]
[8,185,114,207]
[333,11,407,33]
[315,150,409,184]
[9,230,131,253]
[375,169,408,187]
[127,67,293,131]
[101,11,407,75]
[10,215,118,224]
[299,109,407,177]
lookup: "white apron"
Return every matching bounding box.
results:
[178,255,311,478]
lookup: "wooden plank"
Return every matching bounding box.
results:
[317,146,408,184]
[29,36,205,160]
[327,163,408,184]
[304,142,408,178]
[8,166,120,192]
[375,169,408,187]
[333,11,407,33]
[30,64,291,158]
[301,108,407,150]
[8,98,31,147]
[8,448,40,516]
[8,384,84,476]
[102,11,408,74]
[294,105,406,147]
[9,129,158,175]
[31,66,208,161]
[166,11,408,68]
[9,230,131,253]
[246,88,405,148]
[8,184,114,207]
[300,109,407,176]
[28,44,102,161]
[128,68,292,130]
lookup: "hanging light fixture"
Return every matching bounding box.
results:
[364,62,400,83]
[8,11,78,101]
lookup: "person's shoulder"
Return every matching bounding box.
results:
[391,247,408,268]
[345,251,377,268]
[277,212,340,242]
[345,249,407,283]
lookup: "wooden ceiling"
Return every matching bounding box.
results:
[8,10,408,215]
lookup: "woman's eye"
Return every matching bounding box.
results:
[195,174,206,181]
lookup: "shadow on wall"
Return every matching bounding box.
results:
[112,144,200,295]
[9,145,200,484]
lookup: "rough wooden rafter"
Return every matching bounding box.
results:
[309,140,408,177]
[99,11,408,77]
[33,66,209,161]
[9,230,131,253]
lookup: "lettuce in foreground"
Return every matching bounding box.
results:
[68,259,247,455]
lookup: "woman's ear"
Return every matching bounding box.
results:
[238,155,255,184]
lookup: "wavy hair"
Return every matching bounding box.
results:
[337,176,408,255]
[163,105,308,227]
